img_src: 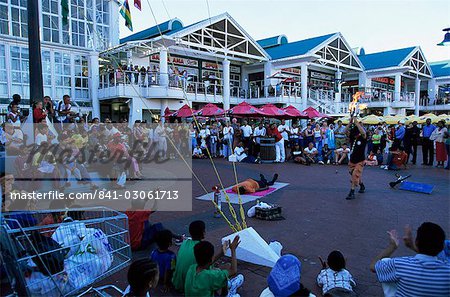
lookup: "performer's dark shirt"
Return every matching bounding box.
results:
[350,136,367,163]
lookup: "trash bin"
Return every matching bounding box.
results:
[260,137,276,162]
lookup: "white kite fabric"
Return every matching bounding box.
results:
[196,182,289,204]
[222,227,281,267]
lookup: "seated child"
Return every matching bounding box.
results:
[317,251,356,296]
[381,147,408,170]
[125,259,159,297]
[172,220,205,292]
[260,254,315,297]
[184,237,244,297]
[288,144,309,165]
[321,144,333,165]
[335,144,350,165]
[150,229,176,292]
[376,149,384,165]
[193,145,205,159]
[232,173,278,194]
[365,151,378,166]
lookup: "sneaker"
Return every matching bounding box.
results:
[318,161,324,165]
[358,183,365,193]
[327,160,331,165]
[228,274,244,295]
[345,190,355,200]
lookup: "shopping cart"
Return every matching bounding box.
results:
[0,207,131,297]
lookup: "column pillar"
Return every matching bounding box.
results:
[334,70,342,102]
[301,63,308,110]
[414,78,421,116]
[394,74,401,101]
[264,62,276,97]
[128,97,143,125]
[427,78,437,104]
[89,52,100,118]
[159,48,169,87]
[160,99,168,123]
[358,72,371,92]
[222,58,230,111]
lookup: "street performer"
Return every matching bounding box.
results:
[345,116,367,200]
[232,173,278,195]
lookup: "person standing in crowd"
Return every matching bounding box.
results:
[253,122,266,158]
[345,116,367,200]
[313,124,323,152]
[334,120,347,149]
[289,122,300,148]
[394,120,405,148]
[370,222,450,297]
[222,121,234,158]
[33,101,48,123]
[421,118,436,166]
[210,124,218,158]
[241,120,253,151]
[445,124,450,170]
[43,96,55,120]
[278,119,290,152]
[304,123,314,148]
[268,123,285,163]
[233,122,242,150]
[408,121,420,165]
[430,120,448,168]
[371,126,382,154]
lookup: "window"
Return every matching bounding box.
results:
[74,55,89,99]
[10,45,29,98]
[0,45,7,96]
[0,0,8,35]
[42,0,60,43]
[11,0,27,38]
[96,0,109,50]
[42,50,52,96]
[54,52,71,98]
[71,0,86,47]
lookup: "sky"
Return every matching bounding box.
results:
[119,0,450,62]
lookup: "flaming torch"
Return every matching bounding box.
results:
[349,91,367,117]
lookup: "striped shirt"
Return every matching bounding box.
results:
[375,254,450,297]
[317,268,356,294]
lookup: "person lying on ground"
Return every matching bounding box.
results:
[232,173,279,195]
[380,146,407,170]
[317,250,356,296]
[184,238,244,297]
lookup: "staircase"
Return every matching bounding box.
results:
[307,90,348,115]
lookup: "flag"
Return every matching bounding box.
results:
[120,0,133,31]
[61,0,69,26]
[134,0,141,10]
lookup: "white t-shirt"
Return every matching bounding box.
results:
[336,148,350,154]
[234,146,247,162]
[278,124,289,140]
[35,133,48,145]
[56,101,71,122]
[290,127,299,138]
[241,125,253,138]
[223,126,234,138]
[7,111,21,127]
[317,268,356,295]
[254,127,266,144]
[304,147,318,155]
[193,147,202,155]
[9,129,24,148]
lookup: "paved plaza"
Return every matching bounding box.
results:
[120,149,449,297]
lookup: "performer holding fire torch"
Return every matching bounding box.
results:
[345,93,368,200]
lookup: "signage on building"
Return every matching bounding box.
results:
[201,61,240,73]
[310,71,333,81]
[150,54,198,67]
[281,67,301,75]
[372,77,404,86]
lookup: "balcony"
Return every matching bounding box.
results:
[419,97,450,111]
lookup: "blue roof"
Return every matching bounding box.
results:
[257,35,288,49]
[430,60,450,77]
[358,47,416,70]
[264,33,336,60]
[120,19,183,44]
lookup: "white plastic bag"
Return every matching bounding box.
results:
[117,171,126,187]
[228,154,237,162]
[51,219,88,258]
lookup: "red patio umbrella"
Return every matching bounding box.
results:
[195,103,225,117]
[282,77,299,84]
[302,106,330,118]
[283,105,309,118]
[227,102,270,117]
[259,104,291,119]
[170,104,197,118]
[163,107,172,118]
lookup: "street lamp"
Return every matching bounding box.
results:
[437,28,450,46]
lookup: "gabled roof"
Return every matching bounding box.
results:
[358,47,416,70]
[430,60,450,78]
[120,18,183,44]
[263,33,336,60]
[257,35,288,49]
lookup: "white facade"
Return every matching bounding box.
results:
[0,0,119,117]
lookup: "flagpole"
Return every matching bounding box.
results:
[27,0,44,113]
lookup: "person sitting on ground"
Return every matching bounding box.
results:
[125,259,159,297]
[317,251,357,297]
[193,145,205,159]
[334,144,350,165]
[184,238,244,297]
[288,144,309,165]
[365,150,378,166]
[260,254,316,297]
[376,148,384,165]
[234,141,260,163]
[150,229,176,293]
[381,146,407,170]
[370,222,450,297]
[321,143,333,165]
[172,220,206,292]
[304,142,319,164]
[232,173,279,195]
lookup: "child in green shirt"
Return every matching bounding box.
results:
[184,237,243,297]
